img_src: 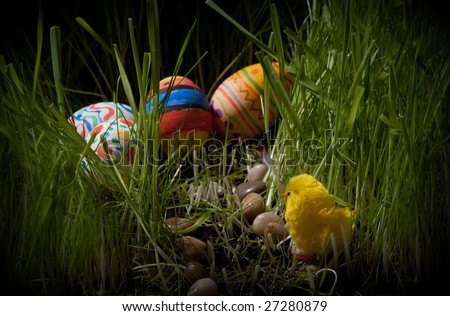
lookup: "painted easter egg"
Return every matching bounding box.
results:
[86,118,137,165]
[211,62,293,140]
[146,76,213,151]
[68,102,134,139]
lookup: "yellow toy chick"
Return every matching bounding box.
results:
[283,174,353,261]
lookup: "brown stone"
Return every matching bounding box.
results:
[175,236,207,261]
[264,222,289,243]
[252,212,284,236]
[236,180,266,201]
[241,192,265,222]
[184,260,206,283]
[187,278,218,296]
[248,163,269,182]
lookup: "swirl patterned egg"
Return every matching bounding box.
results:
[86,118,137,165]
[146,76,212,151]
[211,62,293,140]
[68,102,134,139]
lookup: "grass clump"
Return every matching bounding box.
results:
[1,0,449,295]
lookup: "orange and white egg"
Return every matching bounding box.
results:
[210,62,292,140]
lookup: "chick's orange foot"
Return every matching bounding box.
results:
[297,254,319,266]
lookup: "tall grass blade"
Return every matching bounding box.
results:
[75,17,114,56]
[32,9,44,103]
[50,26,65,114]
[205,0,277,59]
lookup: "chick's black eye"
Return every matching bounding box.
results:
[286,192,290,196]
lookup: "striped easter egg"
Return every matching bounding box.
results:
[211,62,293,140]
[68,101,135,139]
[86,118,137,165]
[146,76,213,151]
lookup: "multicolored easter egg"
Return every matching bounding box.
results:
[68,102,134,139]
[146,76,213,151]
[211,62,293,139]
[86,118,137,165]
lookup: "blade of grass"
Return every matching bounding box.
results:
[32,8,44,103]
[205,0,277,59]
[75,17,114,56]
[257,53,304,138]
[113,44,137,111]
[50,26,65,115]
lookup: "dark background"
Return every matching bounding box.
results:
[1,0,448,59]
[1,0,447,97]
[0,0,302,63]
[0,0,307,106]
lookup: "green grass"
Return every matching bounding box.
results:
[1,0,449,295]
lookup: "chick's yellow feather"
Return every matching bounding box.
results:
[284,174,352,257]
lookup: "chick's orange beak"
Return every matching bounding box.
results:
[282,192,288,202]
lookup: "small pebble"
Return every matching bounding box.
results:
[248,163,268,182]
[236,180,266,201]
[264,222,289,243]
[184,260,206,283]
[241,192,265,222]
[252,212,284,236]
[175,236,207,261]
[164,217,195,234]
[187,278,218,296]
